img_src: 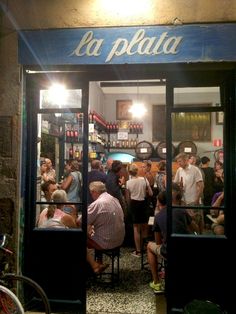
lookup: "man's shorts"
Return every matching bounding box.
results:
[149,241,162,257]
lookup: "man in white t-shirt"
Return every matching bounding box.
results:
[174,153,204,233]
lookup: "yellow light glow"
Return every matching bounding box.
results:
[48,83,68,106]
[99,0,150,17]
[129,102,147,118]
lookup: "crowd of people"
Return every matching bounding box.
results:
[37,153,224,291]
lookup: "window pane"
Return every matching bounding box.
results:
[173,87,221,108]
[36,112,83,228]
[40,88,82,109]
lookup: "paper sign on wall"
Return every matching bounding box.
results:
[117,131,128,140]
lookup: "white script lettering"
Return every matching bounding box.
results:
[106,29,182,62]
[70,31,103,57]
[69,29,183,62]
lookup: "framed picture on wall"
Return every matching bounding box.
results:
[116,100,132,120]
[216,112,224,125]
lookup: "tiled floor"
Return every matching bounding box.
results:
[86,247,166,314]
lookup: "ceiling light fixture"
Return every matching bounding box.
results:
[129,80,147,118]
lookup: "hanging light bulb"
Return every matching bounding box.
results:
[129,102,147,118]
[129,80,147,118]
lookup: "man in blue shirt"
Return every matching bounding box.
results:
[147,185,197,293]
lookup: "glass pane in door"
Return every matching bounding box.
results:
[35,112,83,228]
[171,86,224,236]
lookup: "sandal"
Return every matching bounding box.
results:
[131,250,141,257]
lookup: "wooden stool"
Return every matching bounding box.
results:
[94,246,121,286]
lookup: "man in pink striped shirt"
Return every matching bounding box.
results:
[87,181,125,250]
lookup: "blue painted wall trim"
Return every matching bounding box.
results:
[18,24,236,65]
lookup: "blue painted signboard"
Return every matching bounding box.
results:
[18,24,236,65]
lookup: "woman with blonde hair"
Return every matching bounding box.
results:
[126,163,153,257]
[37,189,77,228]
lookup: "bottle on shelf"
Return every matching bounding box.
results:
[70,129,74,140]
[89,111,93,123]
[66,129,71,142]
[112,136,116,148]
[136,123,140,134]
[69,147,74,159]
[78,113,83,135]
[112,122,117,132]
[74,146,80,160]
[74,128,79,142]
[130,138,134,148]
[129,122,133,133]
[140,122,143,133]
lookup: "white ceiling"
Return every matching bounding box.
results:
[98,80,219,95]
[99,80,166,94]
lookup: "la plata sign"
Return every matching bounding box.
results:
[18,24,236,65]
[70,29,182,63]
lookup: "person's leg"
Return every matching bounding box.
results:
[147,242,164,292]
[133,223,141,253]
[141,222,149,239]
[86,248,109,274]
[147,242,159,284]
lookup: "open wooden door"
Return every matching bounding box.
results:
[23,71,88,313]
[165,70,235,313]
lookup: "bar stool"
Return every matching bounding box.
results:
[94,246,121,286]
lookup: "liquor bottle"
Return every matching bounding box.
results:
[69,147,73,159]
[116,122,119,132]
[107,138,111,148]
[70,129,74,142]
[140,122,143,133]
[66,129,70,142]
[112,136,116,148]
[129,122,133,133]
[137,123,141,134]
[133,123,137,134]
[89,111,93,123]
[78,113,83,135]
[74,129,79,142]
[75,146,80,160]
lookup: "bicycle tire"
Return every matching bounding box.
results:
[0,285,24,314]
[3,274,51,314]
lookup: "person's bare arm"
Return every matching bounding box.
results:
[61,175,73,191]
[61,214,77,228]
[212,192,224,208]
[195,180,204,204]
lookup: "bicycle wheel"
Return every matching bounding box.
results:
[3,274,51,314]
[0,285,24,314]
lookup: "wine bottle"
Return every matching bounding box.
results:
[74,129,79,142]
[66,129,70,142]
